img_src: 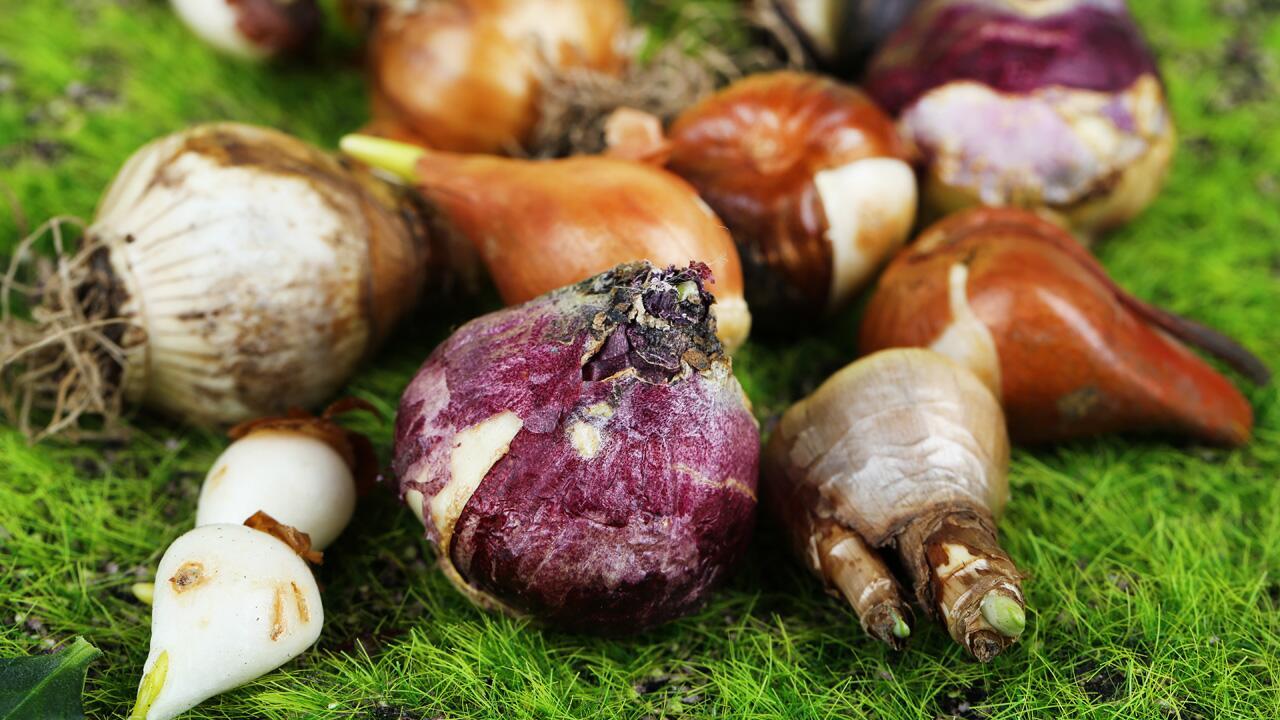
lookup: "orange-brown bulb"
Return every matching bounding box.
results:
[341,135,752,350]
[367,0,628,154]
[860,208,1266,446]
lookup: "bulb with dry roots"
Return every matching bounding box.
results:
[393,262,759,633]
[341,134,752,351]
[170,0,322,60]
[0,123,472,440]
[864,0,1174,239]
[859,207,1270,446]
[655,71,917,326]
[196,399,380,550]
[361,0,628,154]
[763,348,1025,661]
[130,514,323,720]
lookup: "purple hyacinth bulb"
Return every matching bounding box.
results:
[393,262,760,633]
[866,0,1175,241]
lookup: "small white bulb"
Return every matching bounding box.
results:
[134,524,323,720]
[170,0,269,60]
[196,431,356,550]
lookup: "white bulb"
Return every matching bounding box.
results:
[196,431,357,550]
[170,0,269,60]
[136,524,323,720]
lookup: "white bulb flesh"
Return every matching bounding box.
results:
[815,157,917,311]
[138,524,322,720]
[170,0,270,60]
[196,431,357,550]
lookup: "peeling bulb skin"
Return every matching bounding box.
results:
[860,208,1264,446]
[342,134,752,351]
[196,431,356,550]
[865,0,1174,238]
[365,0,628,154]
[763,348,1025,660]
[664,72,916,326]
[392,262,760,632]
[170,0,322,60]
[135,524,322,720]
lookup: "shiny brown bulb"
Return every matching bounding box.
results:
[860,208,1269,446]
[664,71,917,327]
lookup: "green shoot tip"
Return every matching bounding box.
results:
[129,650,169,720]
[339,135,424,181]
[890,609,911,639]
[980,592,1025,638]
[131,582,155,606]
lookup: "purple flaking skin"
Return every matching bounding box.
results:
[393,263,759,633]
[866,0,1159,115]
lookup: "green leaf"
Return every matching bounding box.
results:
[0,637,101,720]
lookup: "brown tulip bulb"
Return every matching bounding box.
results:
[859,208,1270,446]
[366,0,628,154]
[664,71,917,325]
[342,135,752,350]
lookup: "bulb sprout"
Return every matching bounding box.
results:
[980,592,1026,638]
[129,650,169,720]
[340,134,425,182]
[131,582,155,606]
[890,609,911,639]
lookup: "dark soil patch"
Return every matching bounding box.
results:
[937,683,988,718]
[1076,660,1127,702]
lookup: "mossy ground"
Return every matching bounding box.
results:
[1,1,1279,718]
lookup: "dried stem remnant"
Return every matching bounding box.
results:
[529,3,799,158]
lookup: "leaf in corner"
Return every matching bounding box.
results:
[0,637,101,720]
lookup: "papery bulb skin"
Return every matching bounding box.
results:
[135,523,322,720]
[772,0,920,73]
[666,71,916,325]
[341,134,752,350]
[87,123,443,426]
[865,0,1174,239]
[170,0,321,60]
[197,433,356,550]
[763,348,1024,661]
[392,263,759,633]
[860,208,1259,446]
[367,0,628,154]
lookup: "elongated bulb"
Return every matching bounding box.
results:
[196,431,356,550]
[133,524,323,720]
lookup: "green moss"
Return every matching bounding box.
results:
[2,0,1279,718]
